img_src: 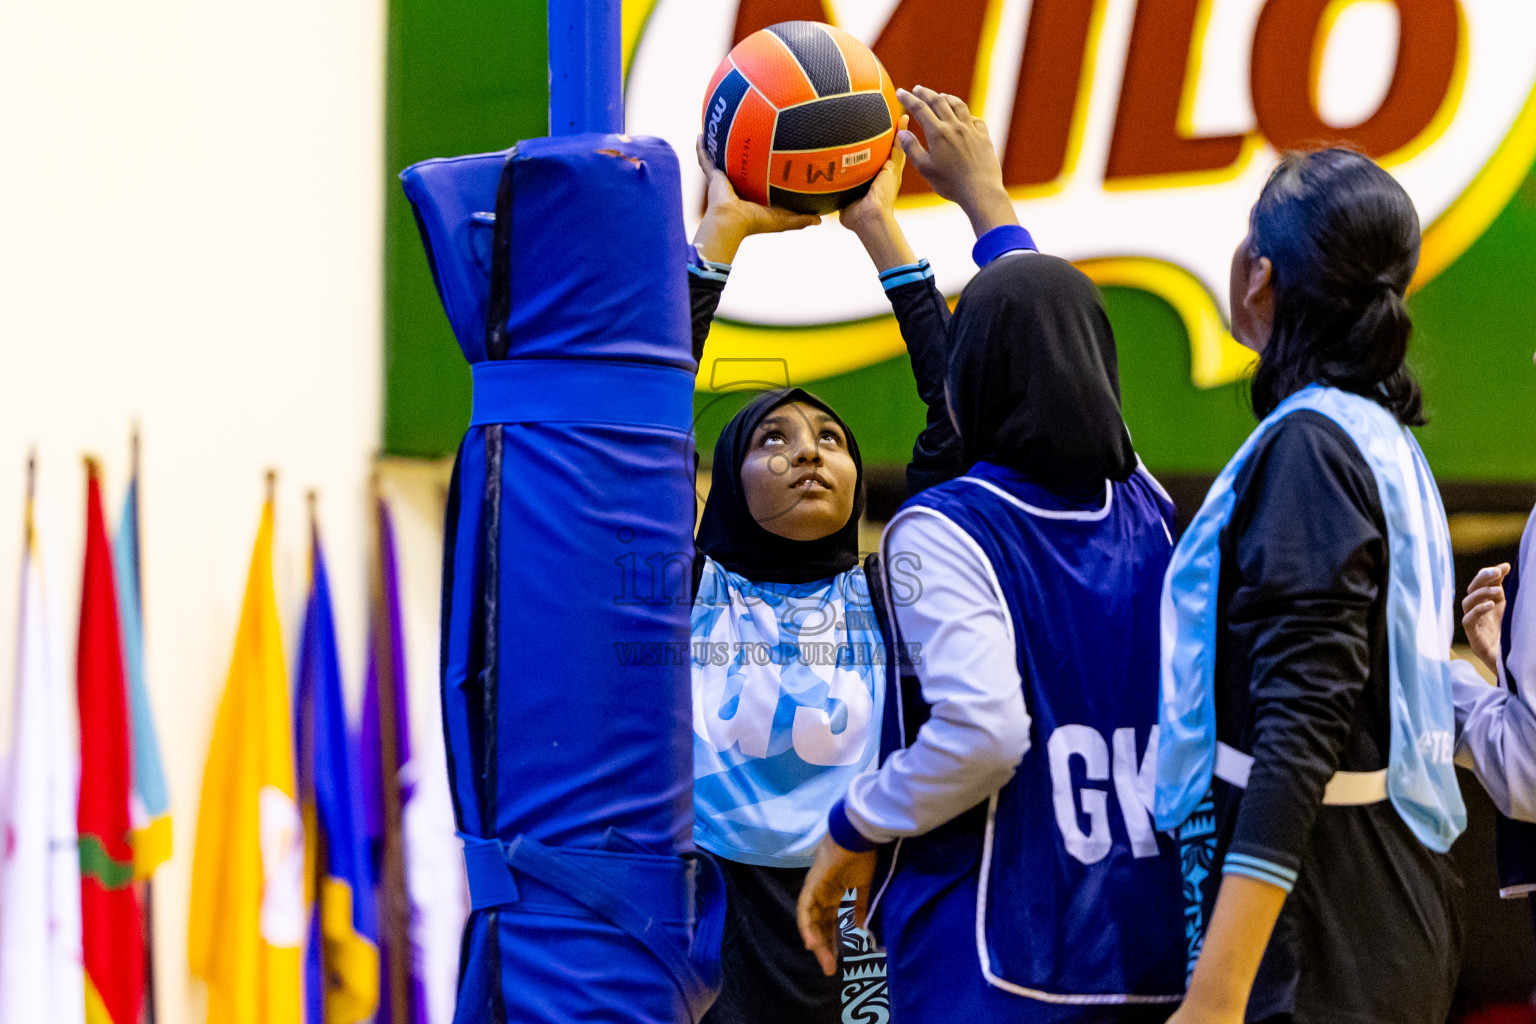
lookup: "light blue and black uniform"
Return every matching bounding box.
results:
[685,249,963,1024]
[1154,386,1474,1024]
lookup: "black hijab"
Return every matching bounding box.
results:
[946,253,1137,494]
[696,388,865,585]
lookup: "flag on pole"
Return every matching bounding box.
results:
[114,433,168,1024]
[188,482,305,1024]
[0,458,87,1024]
[363,491,467,1024]
[401,685,469,1024]
[297,507,380,1024]
[362,494,420,1024]
[77,461,145,1024]
[115,452,172,878]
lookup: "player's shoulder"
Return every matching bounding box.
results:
[1234,408,1383,532]
[1247,409,1374,489]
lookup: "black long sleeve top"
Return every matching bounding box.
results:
[1211,410,1461,1024]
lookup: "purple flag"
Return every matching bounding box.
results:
[361,496,419,1024]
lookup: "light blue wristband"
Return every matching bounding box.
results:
[878,258,933,292]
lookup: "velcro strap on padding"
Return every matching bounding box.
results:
[1214,741,1388,806]
[459,833,723,1022]
[470,359,695,432]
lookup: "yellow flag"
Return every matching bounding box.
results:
[189,498,304,1024]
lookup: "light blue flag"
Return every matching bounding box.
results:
[114,473,172,877]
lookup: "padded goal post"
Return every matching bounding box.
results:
[401,133,721,1024]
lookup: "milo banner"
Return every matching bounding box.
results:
[385,0,1536,482]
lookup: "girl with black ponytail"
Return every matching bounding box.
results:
[1244,148,1424,425]
[1158,149,1536,1024]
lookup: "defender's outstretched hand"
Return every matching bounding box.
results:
[1463,563,1510,675]
[896,85,1018,236]
[694,136,820,263]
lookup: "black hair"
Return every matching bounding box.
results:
[1248,147,1425,425]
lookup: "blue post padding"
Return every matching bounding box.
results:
[400,135,693,367]
[549,0,623,135]
[402,134,712,1022]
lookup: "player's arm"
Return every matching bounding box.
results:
[897,84,1019,238]
[798,510,1030,972]
[898,85,1039,267]
[1170,876,1288,1024]
[839,120,917,273]
[689,137,820,362]
[840,118,965,494]
[1452,658,1536,821]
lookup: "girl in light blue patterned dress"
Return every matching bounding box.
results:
[689,387,891,1024]
[686,128,960,1024]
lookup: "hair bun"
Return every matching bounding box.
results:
[1358,273,1405,307]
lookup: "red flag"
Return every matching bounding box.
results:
[77,461,143,1024]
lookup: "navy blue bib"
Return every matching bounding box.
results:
[879,461,1185,1004]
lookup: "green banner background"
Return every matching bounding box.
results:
[385,2,1536,481]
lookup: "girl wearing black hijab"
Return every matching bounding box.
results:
[798,86,1187,1022]
[686,128,963,1023]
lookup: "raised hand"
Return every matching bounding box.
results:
[837,115,918,270]
[896,84,1018,236]
[840,114,909,233]
[693,136,820,264]
[1463,563,1510,676]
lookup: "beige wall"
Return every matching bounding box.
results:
[0,2,405,1022]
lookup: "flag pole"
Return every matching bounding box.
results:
[24,451,35,546]
[130,427,160,1024]
[371,474,412,1022]
[305,488,318,553]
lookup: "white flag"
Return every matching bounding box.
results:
[0,516,86,1024]
[403,707,469,1024]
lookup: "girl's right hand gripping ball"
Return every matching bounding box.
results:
[702,21,901,214]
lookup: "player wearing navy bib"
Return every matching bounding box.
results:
[798,86,1186,1022]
